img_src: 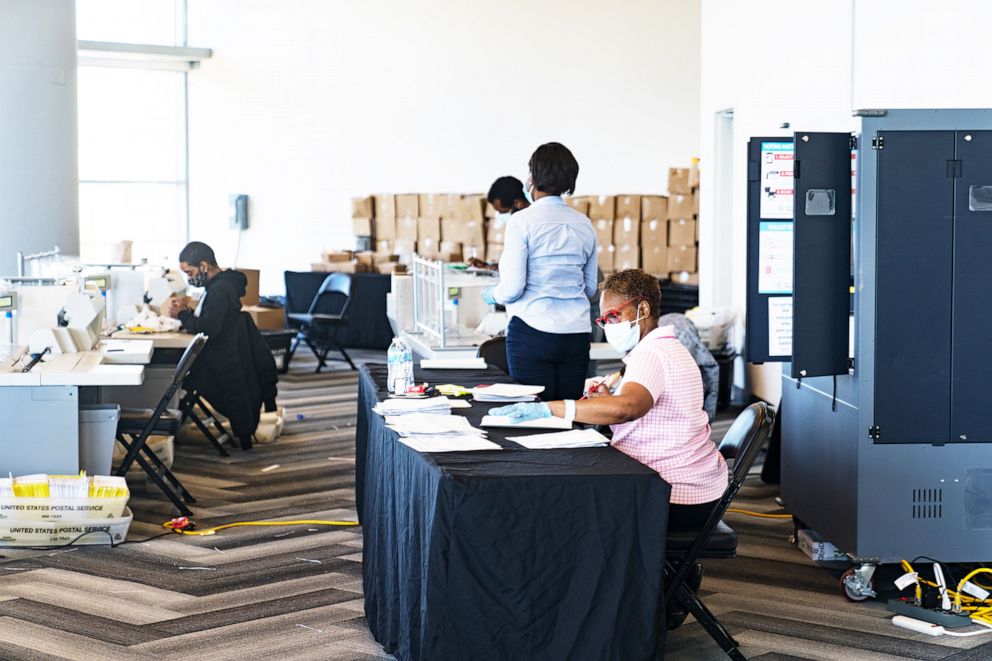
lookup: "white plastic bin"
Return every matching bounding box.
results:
[79,404,120,476]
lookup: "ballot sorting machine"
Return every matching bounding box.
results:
[746,109,992,600]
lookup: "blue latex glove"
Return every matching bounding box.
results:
[490,402,551,422]
[481,286,497,306]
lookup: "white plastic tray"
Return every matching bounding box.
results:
[0,507,133,546]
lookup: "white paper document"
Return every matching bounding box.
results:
[397,434,502,453]
[420,358,488,370]
[374,396,452,416]
[506,428,611,449]
[472,383,545,402]
[386,413,483,437]
[480,415,572,430]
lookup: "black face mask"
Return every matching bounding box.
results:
[190,268,208,288]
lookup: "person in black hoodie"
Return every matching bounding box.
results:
[168,241,269,450]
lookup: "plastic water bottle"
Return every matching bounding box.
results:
[388,337,415,395]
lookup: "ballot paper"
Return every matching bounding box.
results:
[472,383,545,403]
[386,412,485,437]
[374,396,452,416]
[397,434,503,453]
[480,415,572,430]
[420,358,488,370]
[506,428,610,449]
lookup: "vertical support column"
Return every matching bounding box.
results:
[0,0,80,275]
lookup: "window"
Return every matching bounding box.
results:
[76,0,190,263]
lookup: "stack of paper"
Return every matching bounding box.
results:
[481,415,572,430]
[506,428,611,449]
[385,412,502,452]
[374,396,452,417]
[472,384,545,403]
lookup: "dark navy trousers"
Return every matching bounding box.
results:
[505,316,591,401]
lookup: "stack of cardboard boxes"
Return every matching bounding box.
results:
[343,166,701,285]
[347,193,492,268]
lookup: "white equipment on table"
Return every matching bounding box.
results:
[685,306,738,351]
[145,270,187,313]
[28,287,106,354]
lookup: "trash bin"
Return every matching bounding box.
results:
[79,404,120,476]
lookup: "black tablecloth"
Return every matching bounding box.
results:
[284,271,393,350]
[357,364,670,661]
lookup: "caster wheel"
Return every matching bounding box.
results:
[841,567,875,602]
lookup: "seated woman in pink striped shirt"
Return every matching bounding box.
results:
[490,269,728,530]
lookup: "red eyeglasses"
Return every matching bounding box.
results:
[595,299,639,328]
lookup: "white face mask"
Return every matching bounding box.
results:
[494,212,511,227]
[603,312,645,354]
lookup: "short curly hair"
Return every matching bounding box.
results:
[601,269,661,319]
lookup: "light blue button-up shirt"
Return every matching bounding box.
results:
[493,195,598,334]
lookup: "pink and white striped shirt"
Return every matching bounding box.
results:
[610,326,728,505]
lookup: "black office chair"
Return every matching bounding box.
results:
[176,386,234,456]
[287,273,356,372]
[663,402,776,661]
[115,333,209,518]
[477,335,508,374]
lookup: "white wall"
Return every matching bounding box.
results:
[697,0,992,401]
[0,0,79,276]
[186,0,702,293]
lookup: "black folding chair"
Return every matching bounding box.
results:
[287,273,355,372]
[115,333,209,518]
[663,402,776,660]
[477,335,508,374]
[176,387,233,456]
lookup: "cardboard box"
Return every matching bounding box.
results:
[395,215,418,241]
[567,196,589,215]
[352,217,373,237]
[670,271,699,286]
[596,244,615,272]
[374,194,396,220]
[322,250,353,263]
[641,218,667,244]
[463,244,486,261]
[667,193,693,220]
[487,220,506,244]
[593,219,614,249]
[614,243,639,270]
[440,194,462,219]
[351,196,373,219]
[418,216,441,241]
[373,252,399,264]
[354,252,375,266]
[588,195,615,221]
[394,239,416,260]
[441,218,468,243]
[377,262,404,275]
[375,239,394,254]
[236,268,260,307]
[374,216,395,240]
[797,528,847,562]
[668,218,697,246]
[688,162,700,189]
[396,194,419,219]
[667,245,697,272]
[613,216,639,245]
[417,237,441,259]
[243,304,285,330]
[693,189,700,216]
[312,261,371,274]
[668,167,692,195]
[461,195,486,222]
[419,194,442,219]
[440,241,463,262]
[642,245,670,274]
[485,201,497,219]
[615,195,641,221]
[641,196,669,222]
[463,218,485,246]
[486,243,504,262]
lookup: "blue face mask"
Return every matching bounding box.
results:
[522,178,534,204]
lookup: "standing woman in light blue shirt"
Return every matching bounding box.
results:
[483,142,598,400]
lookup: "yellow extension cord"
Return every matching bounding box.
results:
[162,518,359,536]
[726,508,793,519]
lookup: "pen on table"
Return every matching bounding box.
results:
[580,371,620,400]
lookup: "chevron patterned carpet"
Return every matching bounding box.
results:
[0,350,990,660]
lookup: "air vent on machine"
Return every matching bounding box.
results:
[912,488,943,519]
